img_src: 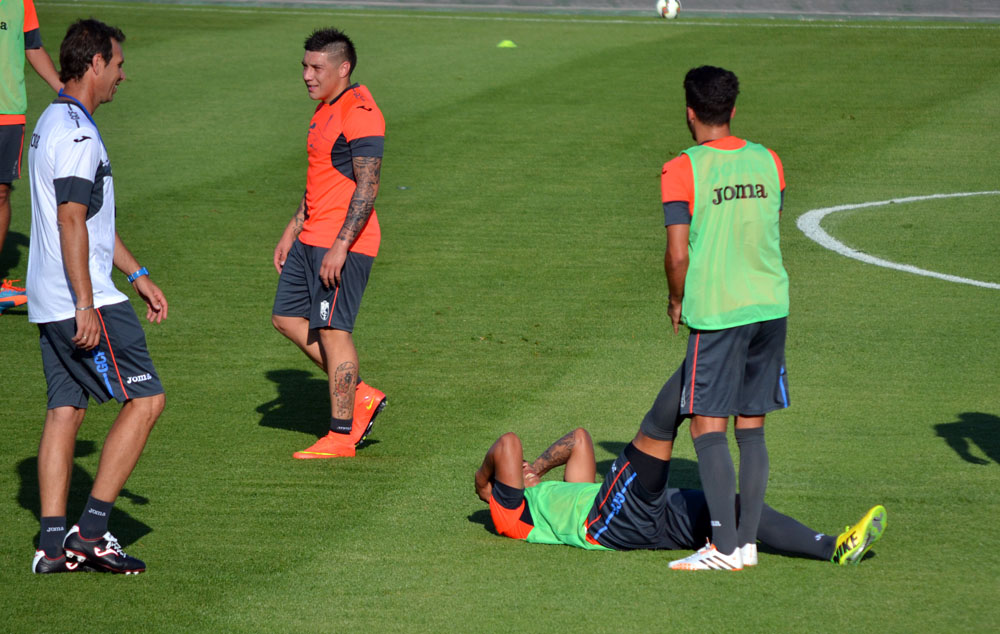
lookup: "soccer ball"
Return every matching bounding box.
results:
[656,0,681,19]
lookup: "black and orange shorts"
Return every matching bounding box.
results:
[488,481,533,540]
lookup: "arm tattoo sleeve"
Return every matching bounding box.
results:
[533,431,577,476]
[337,157,381,244]
[291,191,307,237]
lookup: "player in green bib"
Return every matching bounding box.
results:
[0,0,60,290]
[661,66,791,570]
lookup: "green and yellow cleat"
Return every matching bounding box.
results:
[832,505,887,565]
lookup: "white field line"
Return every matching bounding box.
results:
[796,191,1000,290]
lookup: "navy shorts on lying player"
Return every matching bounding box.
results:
[585,451,712,551]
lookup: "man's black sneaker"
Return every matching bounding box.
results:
[32,550,92,574]
[63,525,146,574]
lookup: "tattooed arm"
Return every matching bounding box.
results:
[319,156,381,288]
[274,192,307,274]
[527,428,598,485]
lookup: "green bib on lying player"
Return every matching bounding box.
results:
[523,482,609,551]
[681,141,788,330]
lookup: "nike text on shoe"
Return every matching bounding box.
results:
[32,550,91,574]
[293,431,356,459]
[669,542,743,571]
[740,543,758,567]
[832,505,887,565]
[63,526,146,574]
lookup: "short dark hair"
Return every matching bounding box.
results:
[684,66,739,126]
[304,28,357,76]
[59,19,125,84]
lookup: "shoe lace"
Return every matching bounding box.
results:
[105,534,127,557]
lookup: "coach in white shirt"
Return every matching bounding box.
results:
[27,18,166,575]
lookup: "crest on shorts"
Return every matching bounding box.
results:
[319,300,330,321]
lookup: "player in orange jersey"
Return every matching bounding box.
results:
[271,27,386,459]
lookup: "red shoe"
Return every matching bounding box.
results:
[351,381,386,446]
[1,278,25,293]
[293,431,356,459]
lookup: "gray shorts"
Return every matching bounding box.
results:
[38,300,164,409]
[272,239,373,332]
[679,317,790,418]
[1,124,25,183]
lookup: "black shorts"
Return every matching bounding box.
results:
[679,317,790,418]
[0,124,25,183]
[585,452,700,550]
[272,239,373,332]
[38,301,164,409]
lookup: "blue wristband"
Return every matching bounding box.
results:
[127,267,149,284]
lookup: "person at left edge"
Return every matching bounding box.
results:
[272,27,386,459]
[27,19,167,574]
[0,0,61,306]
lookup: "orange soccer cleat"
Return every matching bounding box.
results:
[293,431,357,459]
[350,381,386,447]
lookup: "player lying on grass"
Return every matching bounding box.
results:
[474,370,886,567]
[475,427,885,565]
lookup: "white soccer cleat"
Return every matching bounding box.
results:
[669,542,743,571]
[740,543,758,567]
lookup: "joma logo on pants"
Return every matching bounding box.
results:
[126,373,152,385]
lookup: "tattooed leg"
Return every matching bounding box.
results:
[318,329,358,420]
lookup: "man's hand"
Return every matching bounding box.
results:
[274,233,295,274]
[275,193,308,274]
[522,461,540,488]
[668,297,683,334]
[133,277,168,324]
[320,242,349,288]
[72,308,100,350]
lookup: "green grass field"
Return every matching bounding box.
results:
[2,3,999,631]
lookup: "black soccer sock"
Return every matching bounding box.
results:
[735,427,769,547]
[639,365,684,442]
[757,503,836,560]
[39,516,67,558]
[329,416,352,435]
[693,431,738,555]
[77,495,114,539]
[623,442,671,493]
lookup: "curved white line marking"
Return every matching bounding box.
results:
[796,191,1000,290]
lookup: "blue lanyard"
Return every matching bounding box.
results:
[57,89,105,148]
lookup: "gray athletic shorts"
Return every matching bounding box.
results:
[679,317,790,418]
[272,239,373,332]
[38,300,164,409]
[1,124,25,183]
